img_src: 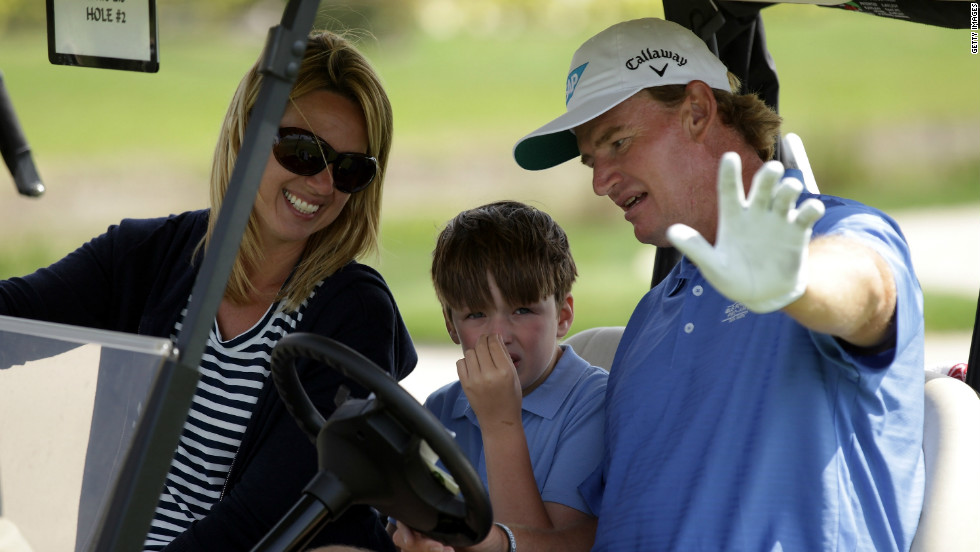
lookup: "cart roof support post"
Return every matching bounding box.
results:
[86,2,322,550]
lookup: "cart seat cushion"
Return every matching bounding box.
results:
[910,370,980,552]
[563,326,623,371]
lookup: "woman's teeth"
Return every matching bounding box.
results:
[283,190,320,215]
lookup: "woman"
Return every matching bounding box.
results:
[0,31,415,550]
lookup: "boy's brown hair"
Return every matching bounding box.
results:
[431,201,577,315]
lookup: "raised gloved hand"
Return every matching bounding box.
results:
[666,152,826,313]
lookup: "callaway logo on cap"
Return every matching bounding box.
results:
[514,18,732,171]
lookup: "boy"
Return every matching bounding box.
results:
[423,200,607,540]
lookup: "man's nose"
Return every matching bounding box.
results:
[592,161,618,197]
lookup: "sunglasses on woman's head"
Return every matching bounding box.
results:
[272,127,378,194]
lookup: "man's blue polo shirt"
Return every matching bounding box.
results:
[588,193,925,551]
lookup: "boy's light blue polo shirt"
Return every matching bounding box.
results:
[425,345,607,515]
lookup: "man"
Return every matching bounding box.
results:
[395,16,925,552]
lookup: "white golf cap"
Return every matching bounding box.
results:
[513,18,732,171]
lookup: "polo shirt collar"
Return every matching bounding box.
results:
[664,256,700,296]
[450,344,586,422]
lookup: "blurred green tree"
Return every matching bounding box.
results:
[0,0,662,36]
[0,0,44,30]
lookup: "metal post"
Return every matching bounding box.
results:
[966,289,980,393]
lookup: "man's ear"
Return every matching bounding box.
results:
[682,80,718,143]
[556,294,574,339]
[443,310,461,345]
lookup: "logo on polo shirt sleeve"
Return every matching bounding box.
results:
[566,62,589,105]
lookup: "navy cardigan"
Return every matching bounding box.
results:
[0,209,417,551]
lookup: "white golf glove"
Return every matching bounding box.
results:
[666,152,826,313]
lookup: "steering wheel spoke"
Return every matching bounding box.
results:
[256,333,492,552]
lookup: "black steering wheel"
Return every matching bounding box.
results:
[253,332,492,552]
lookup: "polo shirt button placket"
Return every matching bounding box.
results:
[683,284,702,334]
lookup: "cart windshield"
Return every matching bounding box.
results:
[0,315,174,552]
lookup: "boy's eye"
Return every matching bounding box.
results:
[515,307,532,315]
[464,312,485,320]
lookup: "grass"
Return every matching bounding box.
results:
[0,31,260,169]
[0,214,972,343]
[0,6,976,342]
[925,292,979,333]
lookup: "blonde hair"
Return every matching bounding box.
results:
[645,73,782,161]
[202,30,393,311]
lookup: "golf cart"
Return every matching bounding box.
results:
[0,1,977,551]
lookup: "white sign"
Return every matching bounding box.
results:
[47,0,158,72]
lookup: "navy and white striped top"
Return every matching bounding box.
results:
[143,291,312,551]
